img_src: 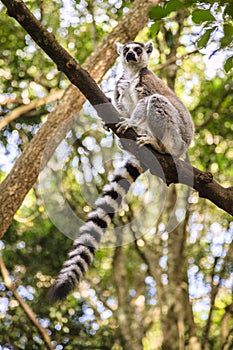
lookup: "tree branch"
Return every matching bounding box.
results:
[0,0,157,238]
[0,0,232,237]
[0,254,54,350]
[0,90,63,131]
[154,48,200,72]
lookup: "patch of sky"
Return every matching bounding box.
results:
[162,274,168,285]
[189,222,203,244]
[0,142,21,174]
[60,0,81,28]
[0,283,6,291]
[92,322,99,331]
[83,101,99,120]
[188,269,211,299]
[175,208,186,222]
[33,336,43,345]
[100,134,113,148]
[16,241,25,249]
[83,136,97,151]
[56,345,63,350]
[17,285,34,301]
[0,241,5,251]
[131,179,146,196]
[96,301,105,313]
[33,8,41,20]
[100,309,112,320]
[39,318,50,328]
[129,289,136,297]
[0,297,9,314]
[193,298,210,320]
[159,256,167,269]
[55,324,62,331]
[106,297,116,308]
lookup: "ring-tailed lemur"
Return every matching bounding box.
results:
[49,41,194,302]
[115,41,194,156]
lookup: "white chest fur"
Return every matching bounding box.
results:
[119,73,140,116]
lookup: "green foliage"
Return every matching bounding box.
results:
[192,9,215,24]
[148,0,233,72]
[196,27,216,48]
[224,56,233,73]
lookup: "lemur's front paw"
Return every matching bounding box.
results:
[116,119,134,134]
[137,135,161,151]
[137,135,152,146]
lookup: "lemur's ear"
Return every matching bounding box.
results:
[145,40,154,54]
[116,42,124,55]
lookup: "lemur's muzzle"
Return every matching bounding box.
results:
[126,51,137,62]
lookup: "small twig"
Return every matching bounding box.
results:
[0,254,54,350]
[155,45,200,71]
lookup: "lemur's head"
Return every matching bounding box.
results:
[116,41,153,70]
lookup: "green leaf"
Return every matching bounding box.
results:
[149,5,167,20]
[224,56,233,73]
[192,9,215,24]
[224,4,233,19]
[165,29,174,48]
[220,24,233,48]
[197,28,214,48]
[165,0,183,14]
[150,21,162,36]
[223,23,233,37]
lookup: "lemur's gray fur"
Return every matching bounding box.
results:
[115,41,194,156]
[49,41,194,302]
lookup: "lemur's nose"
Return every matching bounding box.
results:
[126,51,137,62]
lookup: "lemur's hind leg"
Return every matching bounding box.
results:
[138,94,187,156]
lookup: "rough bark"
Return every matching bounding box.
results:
[113,245,143,350]
[0,0,159,238]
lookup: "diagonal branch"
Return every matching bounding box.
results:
[0,90,63,131]
[0,0,233,228]
[0,254,54,350]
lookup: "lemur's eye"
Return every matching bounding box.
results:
[135,47,142,54]
[123,48,129,55]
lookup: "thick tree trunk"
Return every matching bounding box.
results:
[113,245,144,350]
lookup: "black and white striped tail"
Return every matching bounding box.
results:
[49,158,143,302]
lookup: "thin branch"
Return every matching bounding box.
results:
[201,257,220,349]
[0,97,23,106]
[0,254,54,350]
[0,90,63,131]
[86,0,97,45]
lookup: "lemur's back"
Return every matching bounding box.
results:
[138,68,194,146]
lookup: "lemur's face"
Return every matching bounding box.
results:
[116,41,153,68]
